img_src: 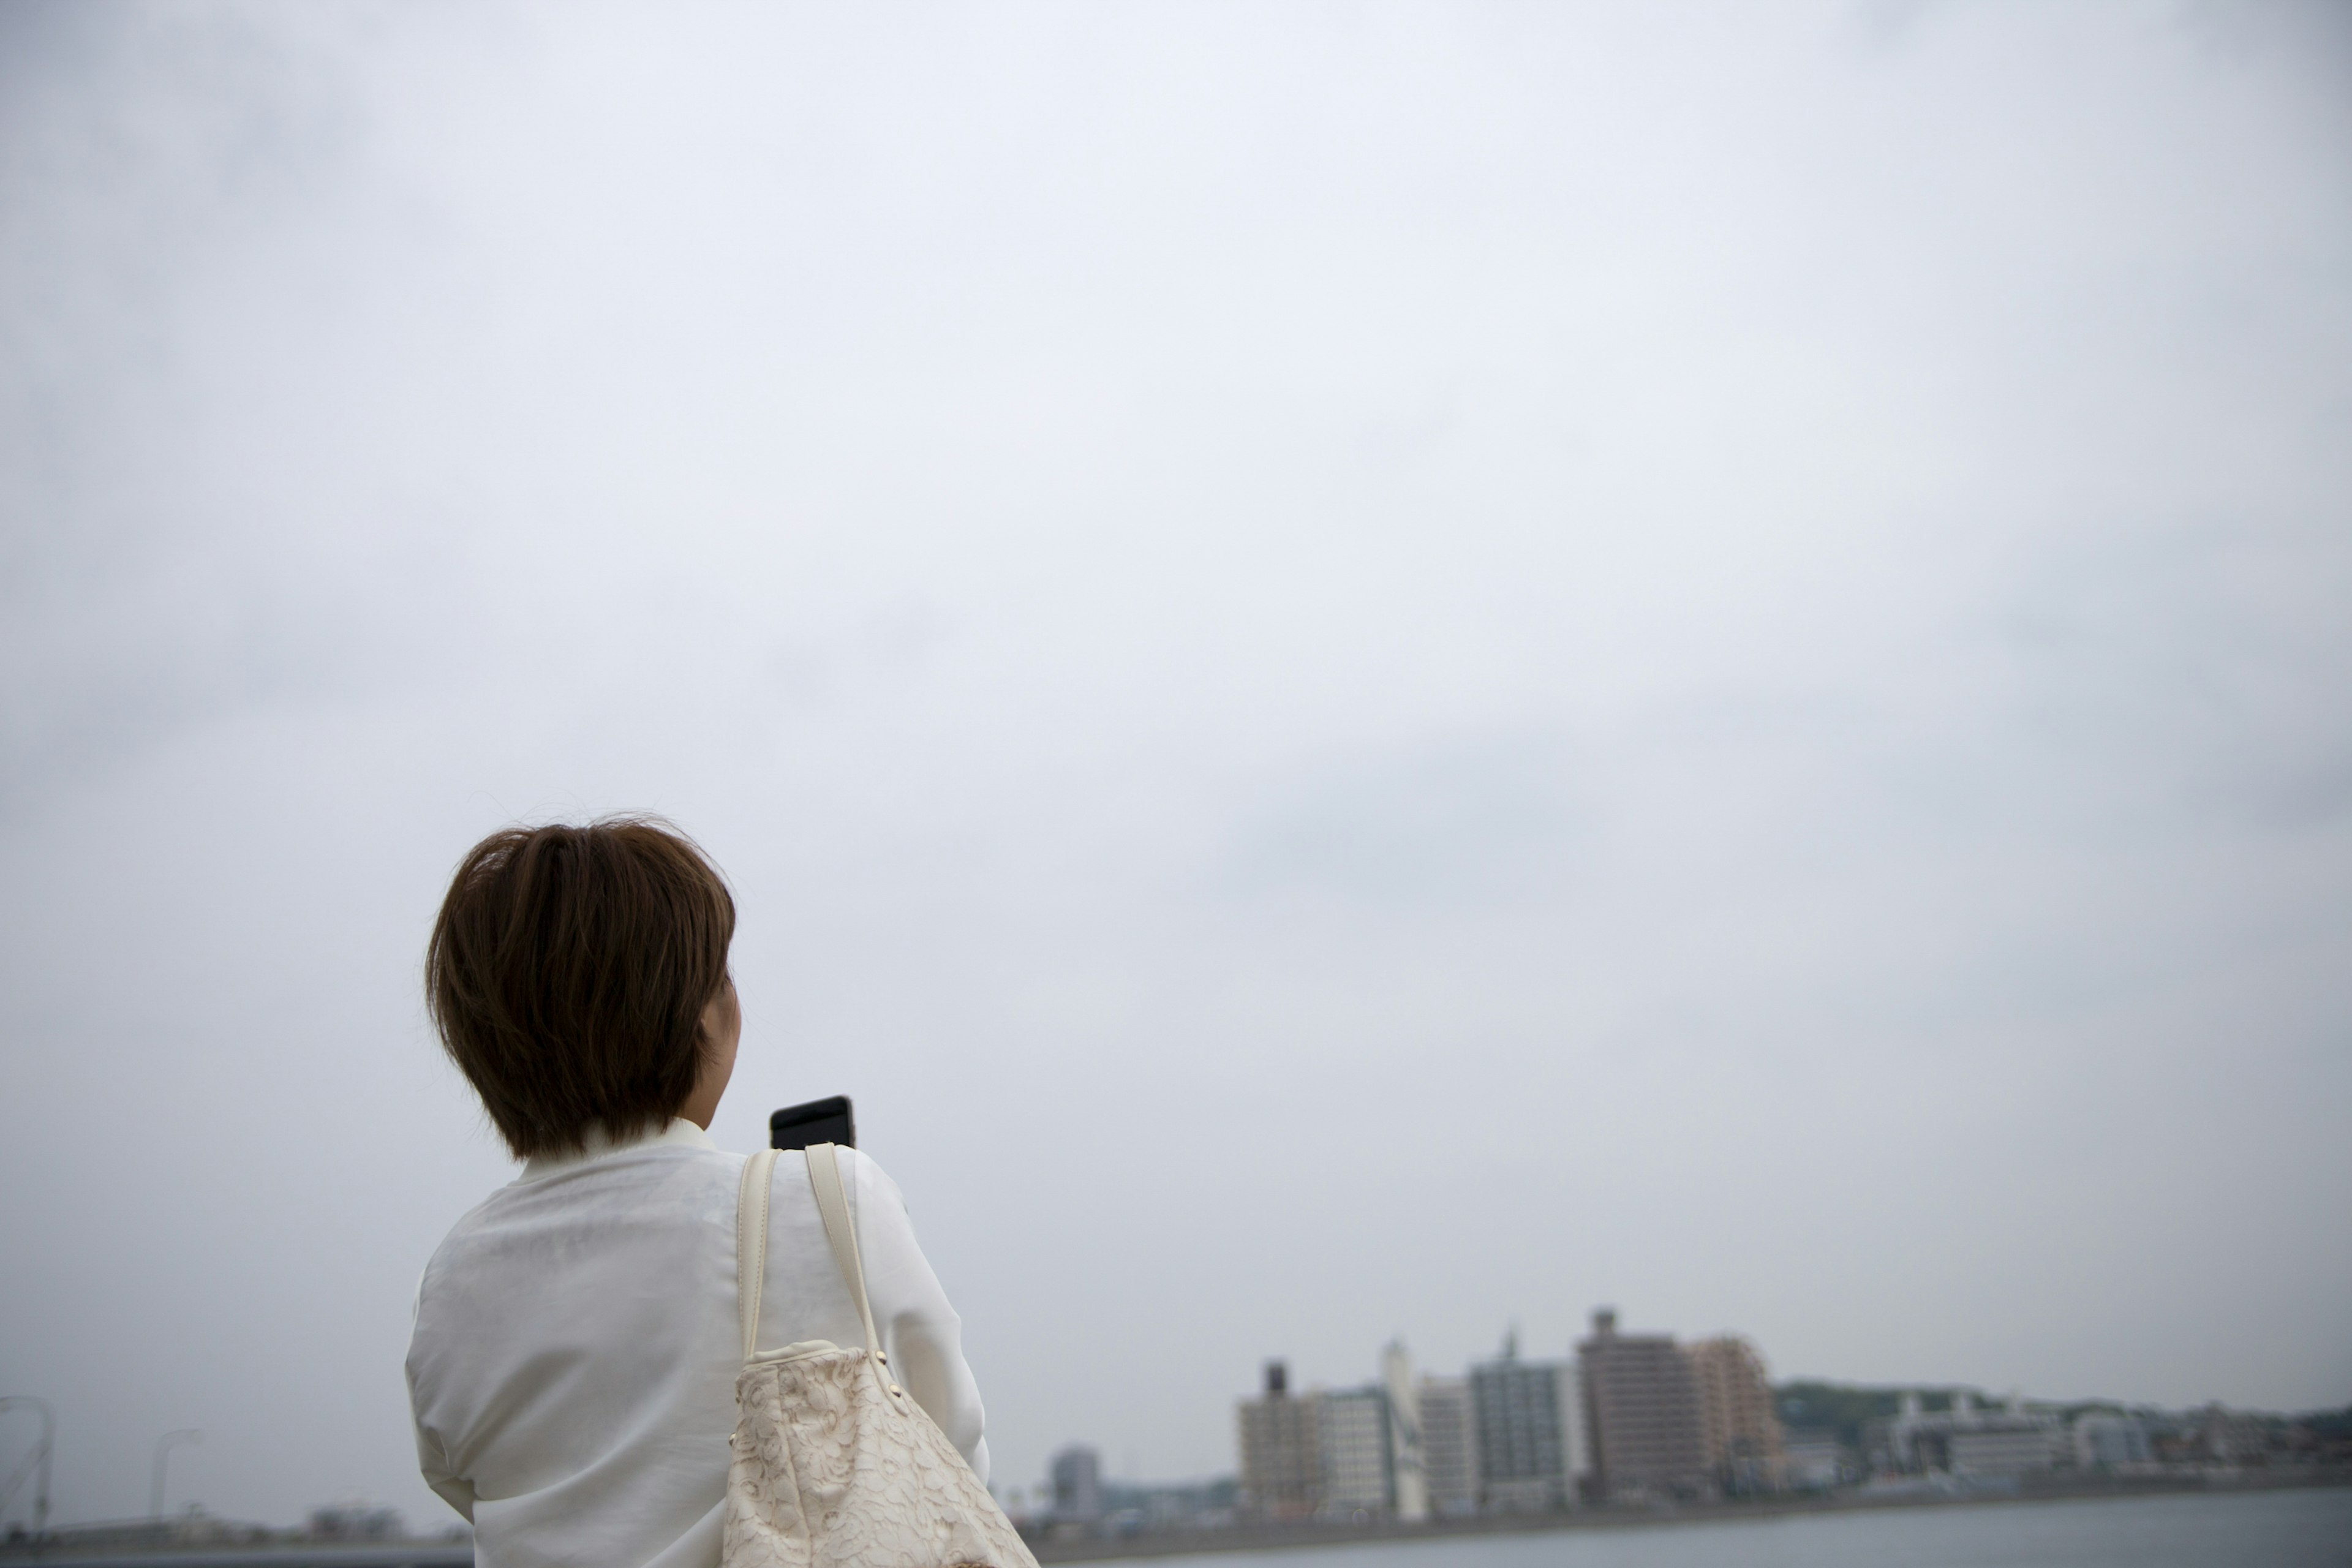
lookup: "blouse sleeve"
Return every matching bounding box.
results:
[847,1150,991,1485]
[407,1270,478,1522]
[413,1420,479,1523]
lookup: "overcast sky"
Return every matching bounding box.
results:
[2,0,2348,1531]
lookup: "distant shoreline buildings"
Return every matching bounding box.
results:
[1008,1309,2347,1539]
[1234,1310,1787,1518]
[1208,1307,2346,1527]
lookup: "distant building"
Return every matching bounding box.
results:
[1779,1428,1849,1491]
[1556,1360,1591,1490]
[1382,1341,1429,1522]
[1237,1362,1321,1521]
[309,1506,405,1542]
[1317,1388,1393,1518]
[1098,1476,1239,1533]
[1577,1309,1710,1500]
[47,1515,284,1556]
[1686,1335,1786,1492]
[2192,1404,2273,1464]
[1049,1445,1102,1526]
[1418,1376,1480,1517]
[1869,1392,2060,1477]
[1948,1423,2057,1477]
[1469,1330,1575,1511]
[2071,1413,2152,1469]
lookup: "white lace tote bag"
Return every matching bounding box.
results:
[723,1143,1039,1568]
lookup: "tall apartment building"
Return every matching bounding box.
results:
[1382,1341,1429,1522]
[1686,1335,1786,1492]
[1236,1362,1320,1521]
[1417,1376,1479,1517]
[1317,1388,1393,1518]
[1049,1444,1103,1526]
[1577,1309,1710,1499]
[1468,1333,1577,1512]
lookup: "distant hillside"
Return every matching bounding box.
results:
[1771,1382,2348,1454]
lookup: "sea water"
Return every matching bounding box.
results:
[1138,1490,2351,1568]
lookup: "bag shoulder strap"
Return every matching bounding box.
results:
[736,1147,780,1360]
[803,1142,906,1403]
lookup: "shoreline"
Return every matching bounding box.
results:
[1024,1468,2352,1563]
[1,1469,2340,1568]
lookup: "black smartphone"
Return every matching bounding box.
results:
[769,1095,855,1151]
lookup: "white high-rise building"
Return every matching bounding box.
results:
[1419,1376,1479,1517]
[1317,1389,1393,1518]
[1555,1360,1592,1491]
[1383,1341,1429,1522]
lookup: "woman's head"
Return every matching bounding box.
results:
[426,816,737,1158]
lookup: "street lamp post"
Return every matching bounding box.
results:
[150,1429,202,1521]
[0,1396,55,1537]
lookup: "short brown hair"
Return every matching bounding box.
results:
[426,816,736,1158]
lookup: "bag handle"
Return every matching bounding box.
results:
[804,1142,907,1405]
[736,1147,780,1360]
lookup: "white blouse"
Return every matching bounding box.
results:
[405,1120,989,1568]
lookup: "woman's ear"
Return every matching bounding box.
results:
[680,977,741,1130]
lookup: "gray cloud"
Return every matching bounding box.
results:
[1229,732,1587,907]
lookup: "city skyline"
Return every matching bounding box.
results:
[1006,1309,2348,1528]
[7,1311,2343,1537]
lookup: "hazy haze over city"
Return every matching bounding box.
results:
[2,0,2348,1531]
